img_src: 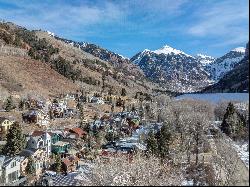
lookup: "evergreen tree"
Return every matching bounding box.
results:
[18,99,25,111]
[49,109,54,120]
[3,122,26,156]
[221,102,235,135]
[121,88,127,96]
[25,156,36,175]
[146,131,158,156]
[54,154,62,173]
[157,124,172,160]
[78,104,85,122]
[4,96,16,112]
[95,131,106,148]
[84,123,91,134]
[111,104,115,114]
[221,102,246,139]
[105,131,114,142]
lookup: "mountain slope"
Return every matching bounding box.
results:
[204,47,245,81]
[53,37,145,81]
[0,21,161,98]
[202,43,249,93]
[195,54,215,67]
[0,54,78,98]
[130,45,212,93]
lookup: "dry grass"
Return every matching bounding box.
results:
[0,55,79,98]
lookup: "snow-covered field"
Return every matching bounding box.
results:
[175,93,249,104]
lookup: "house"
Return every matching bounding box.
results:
[50,132,63,144]
[90,120,102,131]
[89,97,104,104]
[0,155,21,185]
[57,99,67,110]
[61,156,79,173]
[22,108,50,127]
[64,108,76,119]
[51,141,70,154]
[20,148,48,176]
[0,117,15,140]
[26,131,52,156]
[65,94,75,101]
[68,128,87,139]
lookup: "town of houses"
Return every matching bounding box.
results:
[0,91,161,186]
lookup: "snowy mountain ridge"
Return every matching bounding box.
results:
[231,47,246,53]
[131,44,246,92]
[130,44,212,92]
[205,47,246,81]
[153,45,192,57]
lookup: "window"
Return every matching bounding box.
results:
[11,161,16,168]
[8,171,18,182]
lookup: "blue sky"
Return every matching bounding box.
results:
[0,0,249,58]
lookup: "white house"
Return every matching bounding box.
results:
[90,97,104,104]
[26,131,52,157]
[0,155,21,185]
[20,148,48,176]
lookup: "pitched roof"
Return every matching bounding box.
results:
[62,158,71,166]
[31,130,53,137]
[70,128,87,136]
[19,148,38,157]
[68,156,79,162]
[0,117,9,123]
[53,141,69,146]
[101,114,110,120]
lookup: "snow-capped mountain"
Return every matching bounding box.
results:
[131,45,212,93]
[203,43,249,93]
[205,47,246,81]
[46,30,246,93]
[195,54,215,67]
[153,45,192,57]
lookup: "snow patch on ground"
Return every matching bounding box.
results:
[232,141,249,168]
[181,180,194,186]
[47,31,55,37]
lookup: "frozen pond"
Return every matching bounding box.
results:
[175,93,249,104]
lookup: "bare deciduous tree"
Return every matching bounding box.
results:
[85,153,184,186]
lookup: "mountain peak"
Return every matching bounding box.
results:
[231,47,245,53]
[153,44,192,57]
[142,49,151,53]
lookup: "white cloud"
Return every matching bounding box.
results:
[0,0,126,33]
[188,0,249,39]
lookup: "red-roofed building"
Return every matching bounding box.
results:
[62,156,79,173]
[69,128,87,138]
